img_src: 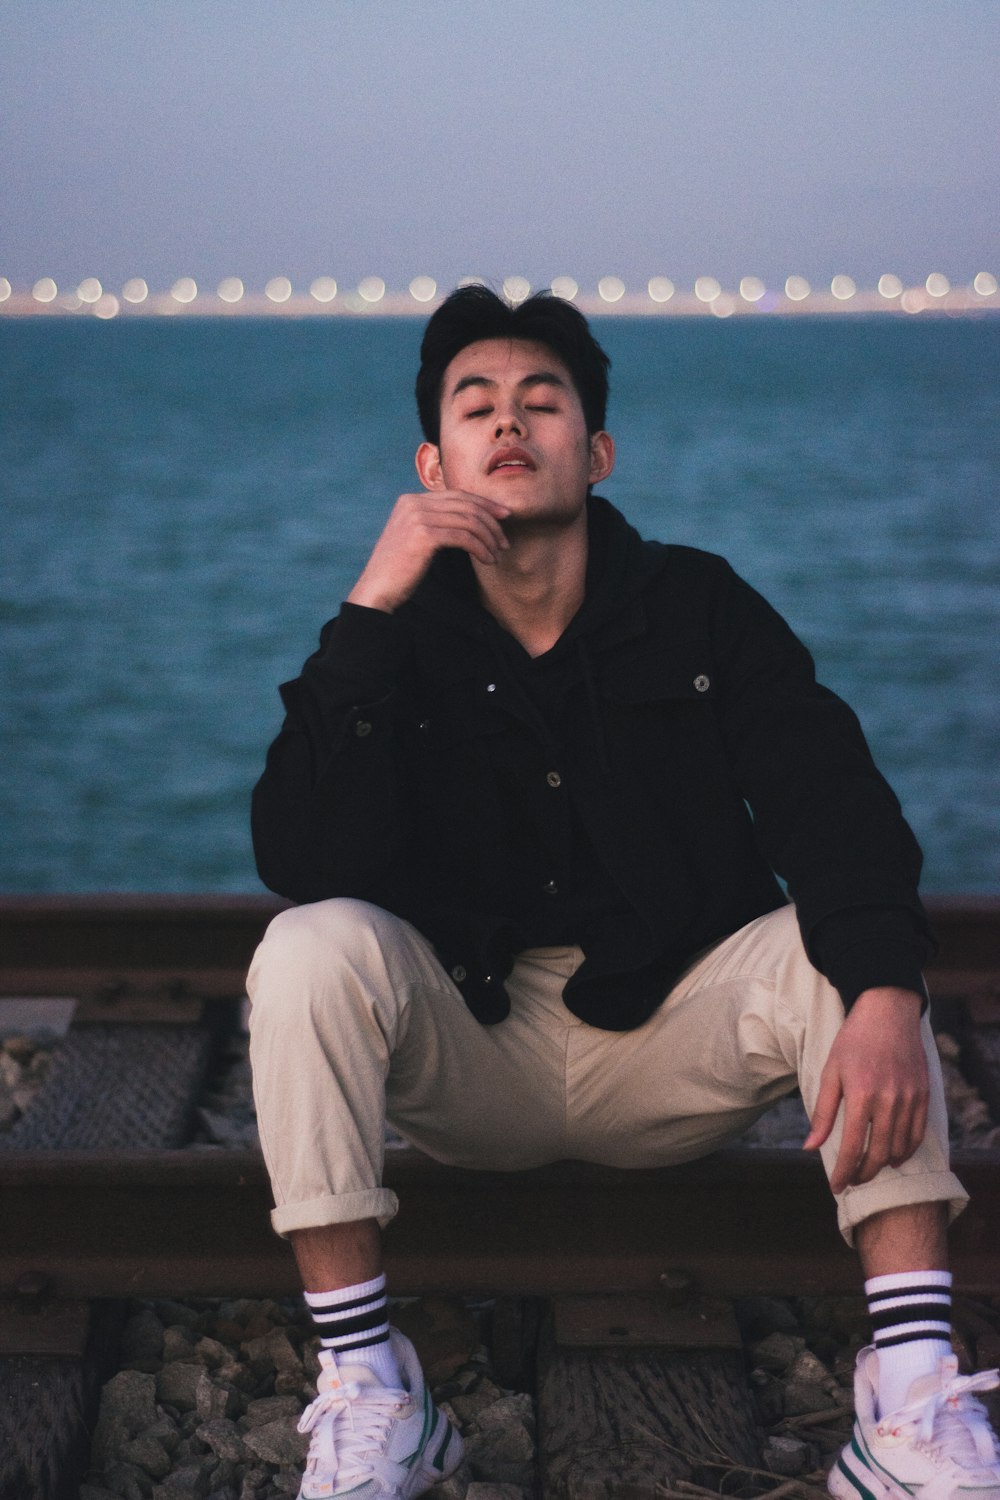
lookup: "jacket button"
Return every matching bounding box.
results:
[450,964,467,983]
[546,771,562,788]
[486,683,497,693]
[355,720,373,736]
[543,880,559,897]
[693,674,710,693]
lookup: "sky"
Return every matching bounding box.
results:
[1,0,997,295]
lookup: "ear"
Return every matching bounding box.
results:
[415,441,445,490]
[588,430,615,485]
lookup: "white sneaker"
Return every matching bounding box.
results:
[829,1346,1000,1500]
[297,1329,464,1500]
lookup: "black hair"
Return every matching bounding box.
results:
[415,284,611,444]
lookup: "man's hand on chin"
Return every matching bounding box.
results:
[803,986,929,1194]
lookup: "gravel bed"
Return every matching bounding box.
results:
[78,1287,1000,1500]
[80,1294,533,1500]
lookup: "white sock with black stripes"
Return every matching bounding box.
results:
[304,1273,402,1389]
[866,1268,953,1417]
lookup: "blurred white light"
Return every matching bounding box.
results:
[77,277,102,304]
[550,276,578,301]
[785,276,810,301]
[358,276,386,303]
[310,277,338,302]
[598,276,626,303]
[218,277,244,303]
[265,276,293,303]
[32,277,58,303]
[0,278,11,302]
[121,278,148,303]
[710,294,736,318]
[171,277,198,303]
[878,275,903,299]
[409,275,437,303]
[647,277,674,303]
[694,276,721,302]
[503,276,531,304]
[93,294,119,320]
[739,276,766,303]
[973,272,997,296]
[900,289,926,314]
[831,275,856,300]
[925,273,950,298]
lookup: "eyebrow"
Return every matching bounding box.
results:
[448,371,570,402]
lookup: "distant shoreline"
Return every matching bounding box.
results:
[3,287,998,321]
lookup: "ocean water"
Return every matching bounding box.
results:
[1,316,998,894]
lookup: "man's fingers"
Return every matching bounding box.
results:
[802,1068,841,1152]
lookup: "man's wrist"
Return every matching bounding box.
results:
[852,985,924,1015]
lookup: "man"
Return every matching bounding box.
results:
[248,286,999,1500]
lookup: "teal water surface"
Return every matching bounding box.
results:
[1,316,998,892]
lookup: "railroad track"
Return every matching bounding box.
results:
[1,894,998,1499]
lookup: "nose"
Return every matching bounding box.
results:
[493,404,525,439]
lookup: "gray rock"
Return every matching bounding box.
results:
[427,1462,473,1500]
[763,1434,811,1476]
[92,1371,161,1467]
[473,1394,534,1435]
[121,1435,173,1480]
[242,1328,302,1375]
[240,1463,278,1498]
[196,1418,250,1463]
[242,1416,310,1466]
[784,1379,834,1415]
[195,1375,242,1422]
[751,1331,806,1373]
[150,1461,212,1497]
[241,1393,301,1429]
[788,1347,833,1386]
[464,1421,535,1483]
[272,1471,306,1495]
[157,1362,205,1411]
[103,1462,153,1500]
[81,1486,124,1500]
[163,1326,200,1363]
[465,1485,530,1500]
[120,1309,166,1372]
[192,1336,230,1369]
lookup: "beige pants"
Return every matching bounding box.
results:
[246,899,966,1245]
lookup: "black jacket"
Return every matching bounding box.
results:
[252,496,931,1028]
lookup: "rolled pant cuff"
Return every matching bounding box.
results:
[270,1188,399,1238]
[836,1169,968,1245]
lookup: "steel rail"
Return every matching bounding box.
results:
[1,894,998,1001]
[1,1146,999,1302]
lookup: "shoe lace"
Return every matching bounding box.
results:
[298,1379,411,1488]
[885,1368,1000,1469]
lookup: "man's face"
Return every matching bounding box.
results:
[415,338,614,528]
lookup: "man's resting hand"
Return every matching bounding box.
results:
[803,986,929,1194]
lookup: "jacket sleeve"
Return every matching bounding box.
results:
[711,562,933,1008]
[251,603,413,903]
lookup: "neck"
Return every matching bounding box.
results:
[472,513,588,658]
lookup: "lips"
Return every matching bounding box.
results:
[487,446,536,474]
